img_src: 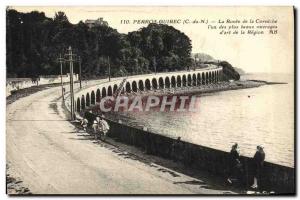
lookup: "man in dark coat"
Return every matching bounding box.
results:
[227,143,242,184]
[251,145,265,189]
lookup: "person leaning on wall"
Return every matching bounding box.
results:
[251,145,265,189]
[227,143,243,184]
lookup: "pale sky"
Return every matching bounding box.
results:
[10,6,294,73]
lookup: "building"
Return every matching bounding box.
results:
[85,18,108,28]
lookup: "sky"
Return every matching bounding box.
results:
[10,6,294,74]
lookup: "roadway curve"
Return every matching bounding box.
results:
[6,80,235,194]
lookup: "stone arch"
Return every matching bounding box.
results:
[107,86,113,96]
[96,89,101,103]
[202,72,205,85]
[86,93,90,107]
[206,72,209,84]
[171,76,176,88]
[138,80,144,91]
[91,90,95,105]
[213,71,216,83]
[187,74,192,86]
[77,98,81,112]
[132,81,138,92]
[126,82,131,93]
[152,78,158,90]
[197,73,201,85]
[81,95,85,110]
[113,84,118,94]
[177,75,182,87]
[165,76,171,88]
[182,75,187,87]
[159,77,164,89]
[102,87,107,98]
[145,79,151,90]
[192,74,197,86]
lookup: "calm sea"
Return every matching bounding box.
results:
[107,73,294,167]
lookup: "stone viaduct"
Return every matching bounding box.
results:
[66,65,223,113]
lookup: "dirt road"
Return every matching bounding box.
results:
[6,82,236,194]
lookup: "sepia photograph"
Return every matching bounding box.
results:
[5,5,295,195]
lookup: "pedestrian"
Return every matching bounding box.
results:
[98,115,110,141]
[80,118,88,131]
[171,137,182,162]
[92,118,99,140]
[251,145,265,189]
[227,143,242,184]
[96,116,101,123]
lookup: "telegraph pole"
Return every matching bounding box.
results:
[108,56,111,82]
[58,54,65,102]
[66,46,76,121]
[78,56,82,89]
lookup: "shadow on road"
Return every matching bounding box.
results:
[66,121,242,194]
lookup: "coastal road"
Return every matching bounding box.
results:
[6,81,236,194]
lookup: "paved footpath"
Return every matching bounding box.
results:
[6,81,237,194]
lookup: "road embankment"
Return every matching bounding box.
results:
[74,80,293,194]
[104,118,294,194]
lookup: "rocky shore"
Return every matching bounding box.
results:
[126,79,272,98]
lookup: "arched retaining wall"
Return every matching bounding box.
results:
[70,66,223,113]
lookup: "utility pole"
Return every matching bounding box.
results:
[78,56,82,89]
[58,54,65,103]
[108,56,111,82]
[65,46,76,121]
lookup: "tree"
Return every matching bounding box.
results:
[127,23,192,72]
[54,11,69,23]
[6,9,193,78]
